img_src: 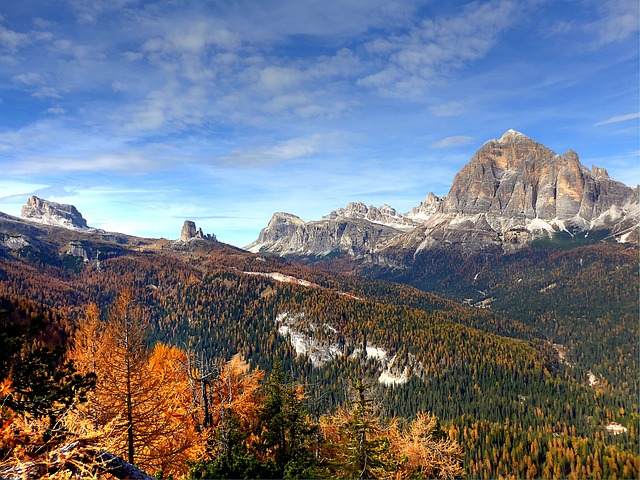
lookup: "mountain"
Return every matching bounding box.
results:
[248,130,638,259]
[1,198,220,264]
[403,129,638,253]
[245,210,408,259]
[245,197,444,258]
[21,195,91,230]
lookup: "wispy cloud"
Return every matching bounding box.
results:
[594,112,640,126]
[429,101,466,117]
[0,20,30,53]
[591,0,639,46]
[431,136,476,148]
[358,0,522,96]
[218,133,343,167]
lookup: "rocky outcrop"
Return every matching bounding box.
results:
[407,192,443,222]
[179,220,216,242]
[21,196,89,230]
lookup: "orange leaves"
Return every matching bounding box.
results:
[208,354,265,443]
[389,413,465,479]
[66,294,205,478]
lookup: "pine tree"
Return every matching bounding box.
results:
[258,359,321,479]
[324,378,394,479]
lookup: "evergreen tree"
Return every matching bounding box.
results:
[258,359,322,479]
[325,378,394,479]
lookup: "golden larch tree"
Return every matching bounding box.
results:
[68,291,204,477]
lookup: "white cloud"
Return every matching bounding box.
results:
[258,66,302,92]
[218,133,342,167]
[47,107,66,115]
[0,23,30,52]
[594,112,640,126]
[5,154,156,175]
[429,101,466,117]
[431,136,475,148]
[592,0,639,45]
[358,0,521,96]
[0,132,22,152]
[12,72,45,85]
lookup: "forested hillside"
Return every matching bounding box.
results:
[0,241,638,478]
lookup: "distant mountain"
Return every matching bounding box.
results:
[248,130,639,259]
[1,197,217,263]
[21,195,91,230]
[245,197,444,258]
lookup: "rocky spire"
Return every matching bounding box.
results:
[179,220,216,242]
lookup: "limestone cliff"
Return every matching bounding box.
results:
[406,130,638,252]
[246,211,405,258]
[21,196,89,230]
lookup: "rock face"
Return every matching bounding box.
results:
[442,130,634,223]
[323,202,422,231]
[21,196,89,230]
[179,220,216,242]
[246,211,405,258]
[406,130,638,252]
[407,193,443,222]
[248,130,639,258]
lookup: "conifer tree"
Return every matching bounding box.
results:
[68,291,203,476]
[388,412,464,479]
[324,378,394,479]
[258,359,321,478]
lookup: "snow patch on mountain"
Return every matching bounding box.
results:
[246,271,316,287]
[275,312,415,386]
[275,312,342,367]
[323,202,421,231]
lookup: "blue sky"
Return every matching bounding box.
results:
[0,0,638,247]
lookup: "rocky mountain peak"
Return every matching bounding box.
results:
[561,149,580,163]
[179,220,216,242]
[499,129,529,142]
[591,165,609,179]
[269,212,306,227]
[440,129,636,224]
[323,202,420,231]
[21,196,89,230]
[408,193,443,221]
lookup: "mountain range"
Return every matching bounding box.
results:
[247,130,638,261]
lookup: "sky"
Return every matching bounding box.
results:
[0,0,638,247]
